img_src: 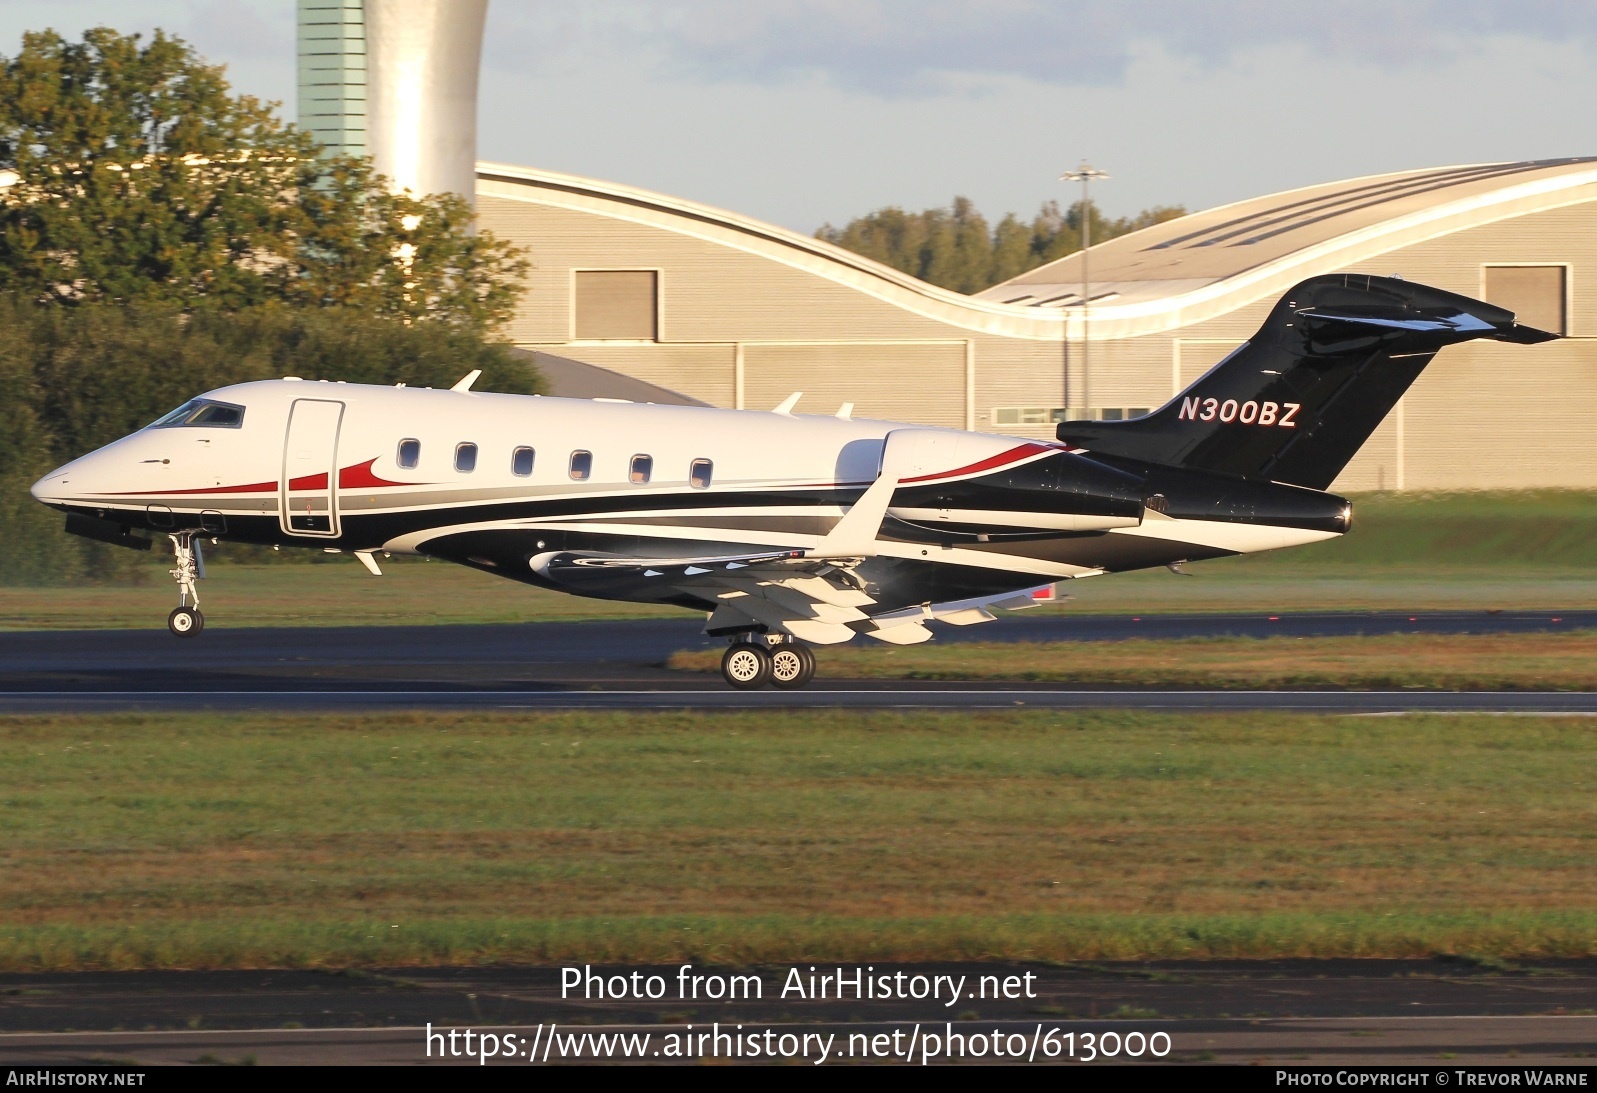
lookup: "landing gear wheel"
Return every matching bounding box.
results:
[168,606,204,637]
[769,643,816,689]
[721,643,772,689]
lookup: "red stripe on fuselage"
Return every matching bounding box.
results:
[899,443,1054,484]
[103,480,276,496]
[337,458,415,489]
[98,457,421,497]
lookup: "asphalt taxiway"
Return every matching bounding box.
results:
[1,610,1593,712]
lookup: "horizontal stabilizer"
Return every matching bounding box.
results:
[1298,307,1559,344]
[1494,323,1561,344]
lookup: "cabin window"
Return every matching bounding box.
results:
[397,439,421,469]
[690,459,713,489]
[569,450,592,480]
[150,398,246,429]
[512,447,535,477]
[573,270,658,341]
[629,454,653,484]
[454,443,478,473]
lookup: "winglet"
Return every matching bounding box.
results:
[450,369,482,392]
[810,473,897,558]
[772,391,802,415]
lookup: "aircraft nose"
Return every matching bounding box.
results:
[30,468,66,504]
[30,461,88,507]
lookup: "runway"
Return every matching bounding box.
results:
[1,610,1592,712]
[4,619,1594,1066]
[2,959,1594,1065]
[6,688,1597,713]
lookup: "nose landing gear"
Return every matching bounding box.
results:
[718,637,816,689]
[166,531,205,637]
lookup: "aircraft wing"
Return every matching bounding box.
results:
[531,472,1049,644]
[531,547,1049,646]
[700,573,1054,646]
[531,547,874,643]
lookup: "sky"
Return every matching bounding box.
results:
[3,1,1595,234]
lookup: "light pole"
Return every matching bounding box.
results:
[1059,160,1109,415]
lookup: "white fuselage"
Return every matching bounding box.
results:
[32,379,1343,640]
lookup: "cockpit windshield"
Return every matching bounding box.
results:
[148,399,246,429]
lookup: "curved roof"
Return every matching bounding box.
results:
[476,161,1070,340]
[975,158,1597,324]
[478,158,1597,342]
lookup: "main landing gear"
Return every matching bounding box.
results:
[720,637,817,690]
[166,531,205,637]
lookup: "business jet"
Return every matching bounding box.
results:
[31,274,1555,689]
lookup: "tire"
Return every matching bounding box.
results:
[720,643,771,689]
[769,643,816,689]
[168,606,204,637]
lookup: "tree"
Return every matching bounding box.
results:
[0,297,542,583]
[0,26,540,584]
[0,27,528,328]
[817,196,1189,293]
[989,213,1035,286]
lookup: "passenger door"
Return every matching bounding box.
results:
[280,399,344,538]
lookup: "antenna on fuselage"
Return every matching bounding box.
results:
[450,369,482,392]
[772,392,802,415]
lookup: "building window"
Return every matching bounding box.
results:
[512,447,535,477]
[690,459,713,489]
[454,443,478,473]
[629,454,653,484]
[574,270,658,341]
[1484,265,1566,335]
[992,407,1151,426]
[569,450,592,480]
[397,439,420,469]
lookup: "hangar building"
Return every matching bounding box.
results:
[295,3,1595,492]
[475,157,1597,492]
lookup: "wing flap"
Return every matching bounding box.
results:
[861,622,935,645]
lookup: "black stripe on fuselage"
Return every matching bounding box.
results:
[54,496,1238,614]
[52,452,1344,612]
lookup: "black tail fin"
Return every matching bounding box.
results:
[1056,274,1557,489]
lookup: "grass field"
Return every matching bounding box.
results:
[2,709,1595,970]
[671,631,1597,690]
[1,491,1593,629]
[0,558,691,631]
